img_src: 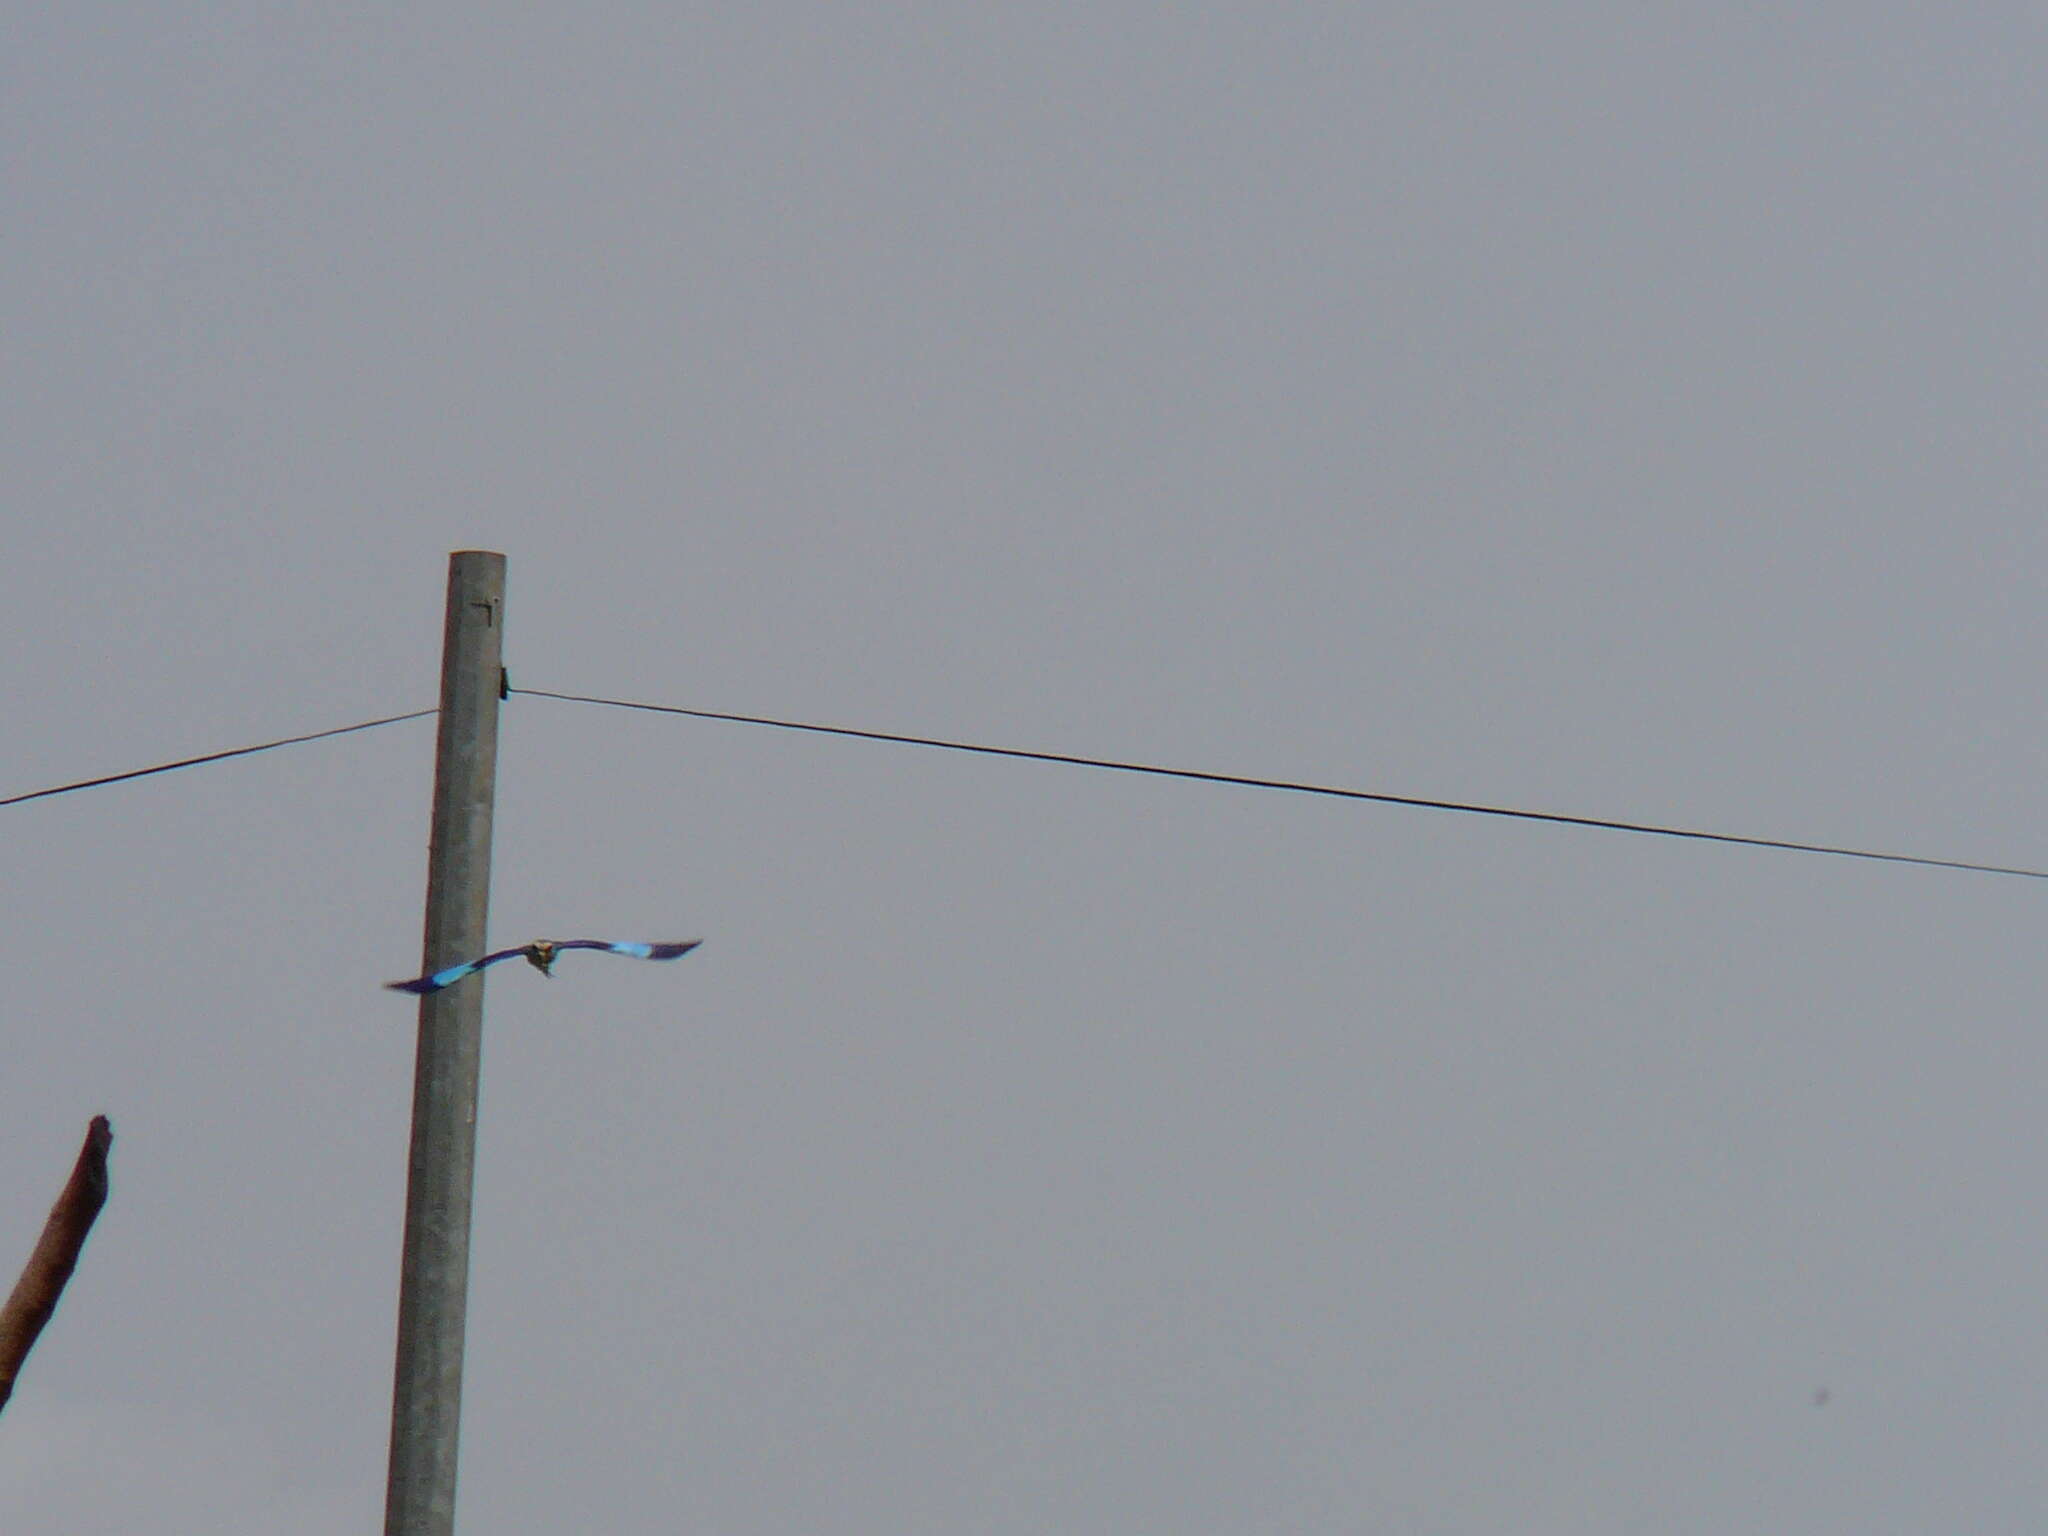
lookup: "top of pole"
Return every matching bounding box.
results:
[421,551,506,977]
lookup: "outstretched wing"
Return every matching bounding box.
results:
[554,939,703,962]
[385,944,535,995]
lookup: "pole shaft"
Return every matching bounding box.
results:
[385,552,506,1536]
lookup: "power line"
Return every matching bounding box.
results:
[0,709,437,808]
[9,685,2040,886]
[512,686,2048,884]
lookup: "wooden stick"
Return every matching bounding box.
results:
[0,1116,113,1415]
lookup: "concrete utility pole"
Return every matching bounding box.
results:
[385,551,506,1536]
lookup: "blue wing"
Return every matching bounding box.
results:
[555,939,702,962]
[385,945,534,994]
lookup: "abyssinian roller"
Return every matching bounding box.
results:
[386,938,702,995]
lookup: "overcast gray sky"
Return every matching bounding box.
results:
[5,4,2046,1530]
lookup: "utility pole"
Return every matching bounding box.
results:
[385,551,506,1536]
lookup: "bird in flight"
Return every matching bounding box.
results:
[386,939,702,994]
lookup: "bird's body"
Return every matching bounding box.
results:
[386,939,701,994]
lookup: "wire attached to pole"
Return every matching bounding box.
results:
[0,709,438,808]
[511,686,2048,884]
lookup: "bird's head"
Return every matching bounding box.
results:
[523,940,560,976]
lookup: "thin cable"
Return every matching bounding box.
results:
[513,687,2048,883]
[1,709,438,808]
